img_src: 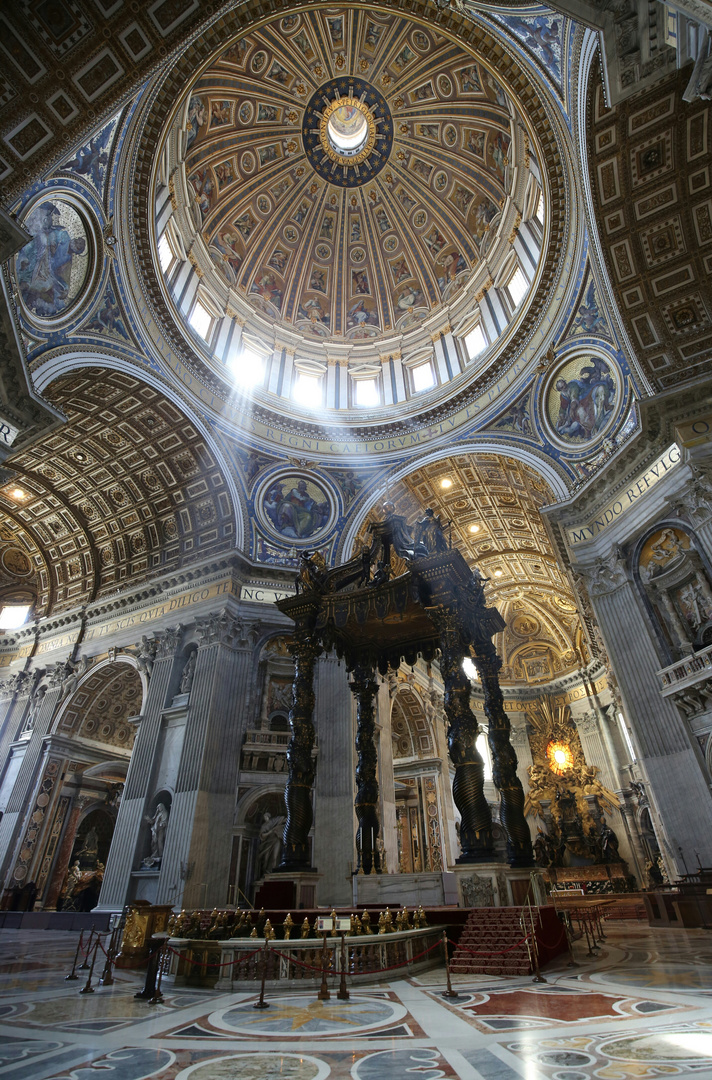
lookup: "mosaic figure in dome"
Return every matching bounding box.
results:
[574,279,608,336]
[16,201,88,319]
[185,95,206,150]
[264,479,330,539]
[63,126,113,192]
[488,131,510,182]
[552,356,616,444]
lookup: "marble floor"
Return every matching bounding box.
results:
[2,921,712,1079]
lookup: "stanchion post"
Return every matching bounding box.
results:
[79,937,100,995]
[99,928,117,986]
[560,911,578,967]
[66,931,84,981]
[441,930,460,999]
[79,925,95,970]
[253,939,270,1009]
[135,935,163,1000]
[528,903,546,984]
[148,935,168,1005]
[337,932,350,1001]
[317,931,330,1001]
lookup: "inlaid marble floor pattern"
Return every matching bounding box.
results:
[3,922,712,1079]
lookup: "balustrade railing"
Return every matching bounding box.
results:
[658,644,712,693]
[165,926,440,988]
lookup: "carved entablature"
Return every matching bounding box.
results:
[638,526,712,658]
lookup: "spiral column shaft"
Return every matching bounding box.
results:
[278,632,321,872]
[474,637,534,867]
[350,664,381,875]
[437,609,494,861]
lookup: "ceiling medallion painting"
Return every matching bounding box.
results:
[304,78,392,186]
[15,198,91,321]
[256,471,336,545]
[544,353,620,448]
[171,8,528,345]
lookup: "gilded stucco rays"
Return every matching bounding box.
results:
[0,369,235,617]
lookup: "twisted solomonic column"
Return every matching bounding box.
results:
[473,636,534,867]
[435,608,494,861]
[278,631,322,872]
[350,663,381,874]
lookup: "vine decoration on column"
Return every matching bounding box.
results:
[350,661,381,874]
[278,627,322,872]
[433,605,494,862]
[472,634,533,867]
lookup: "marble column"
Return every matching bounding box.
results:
[0,682,62,888]
[586,566,712,871]
[158,614,255,909]
[350,663,381,875]
[473,638,533,866]
[436,608,493,861]
[97,631,182,910]
[278,630,321,873]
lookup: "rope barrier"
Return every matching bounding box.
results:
[272,936,442,976]
[535,925,568,950]
[165,946,261,970]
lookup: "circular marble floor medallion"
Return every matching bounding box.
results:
[209,994,404,1036]
[177,1053,330,1080]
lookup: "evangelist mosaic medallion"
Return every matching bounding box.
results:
[257,473,335,544]
[545,353,619,447]
[15,199,90,320]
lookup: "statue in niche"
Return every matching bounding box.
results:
[599,820,621,862]
[60,655,87,700]
[76,827,99,868]
[255,811,285,879]
[180,651,197,694]
[22,686,45,734]
[142,802,169,868]
[533,827,562,867]
[413,508,451,554]
[137,636,157,678]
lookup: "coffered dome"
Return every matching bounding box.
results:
[147,6,555,421]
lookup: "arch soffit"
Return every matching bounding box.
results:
[30,351,245,552]
[339,441,570,560]
[235,785,287,829]
[51,656,147,738]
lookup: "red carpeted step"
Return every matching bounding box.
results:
[450,906,533,978]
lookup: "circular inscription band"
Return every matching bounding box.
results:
[303,78,393,187]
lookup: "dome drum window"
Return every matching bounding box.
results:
[148,8,551,420]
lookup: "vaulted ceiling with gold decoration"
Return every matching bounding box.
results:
[171,10,522,343]
[353,451,585,685]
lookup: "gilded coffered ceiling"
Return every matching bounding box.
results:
[166,9,528,344]
[355,452,584,685]
[0,368,235,616]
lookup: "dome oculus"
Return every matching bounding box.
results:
[304,79,392,186]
